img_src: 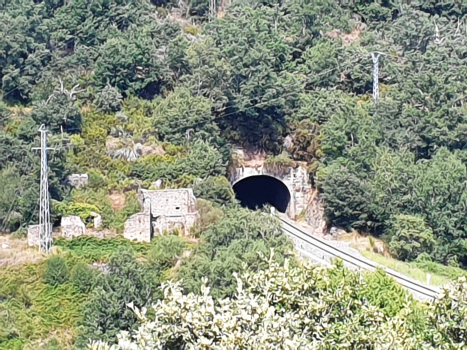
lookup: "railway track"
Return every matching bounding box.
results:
[280,218,440,301]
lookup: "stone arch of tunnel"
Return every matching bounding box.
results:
[232,175,291,213]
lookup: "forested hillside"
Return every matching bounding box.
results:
[2,0,467,266]
[1,0,467,348]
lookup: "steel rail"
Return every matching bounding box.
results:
[280,218,440,301]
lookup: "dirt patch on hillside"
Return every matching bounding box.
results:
[336,230,391,257]
[109,192,126,211]
[232,147,268,168]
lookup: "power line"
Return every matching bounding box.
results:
[57,57,369,138]
[32,125,55,253]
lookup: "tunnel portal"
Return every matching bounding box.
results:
[232,175,291,213]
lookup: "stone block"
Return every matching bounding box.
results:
[90,211,102,229]
[61,215,86,239]
[28,224,40,247]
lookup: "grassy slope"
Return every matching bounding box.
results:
[359,249,467,287]
[0,235,165,349]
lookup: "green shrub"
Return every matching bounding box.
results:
[44,256,69,286]
[0,101,10,128]
[195,198,224,231]
[55,201,100,226]
[148,236,187,269]
[95,85,123,113]
[193,176,234,206]
[361,268,409,317]
[387,215,436,262]
[70,262,97,294]
[183,25,200,36]
[76,248,161,347]
[178,208,292,299]
[54,235,151,263]
[162,142,186,157]
[87,170,107,190]
[264,152,296,176]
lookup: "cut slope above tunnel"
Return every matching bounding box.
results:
[232,175,291,213]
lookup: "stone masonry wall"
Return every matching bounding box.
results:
[138,189,197,216]
[28,224,40,247]
[124,189,199,242]
[230,163,312,219]
[124,213,151,242]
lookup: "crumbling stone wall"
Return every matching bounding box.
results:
[124,189,199,242]
[124,213,151,242]
[66,174,88,188]
[152,214,198,237]
[61,215,85,239]
[138,189,196,216]
[28,224,40,247]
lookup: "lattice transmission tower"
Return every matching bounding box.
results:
[32,125,55,253]
[370,52,382,104]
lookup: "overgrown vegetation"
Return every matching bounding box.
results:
[92,256,467,349]
[0,235,190,349]
[2,0,467,347]
[2,0,467,267]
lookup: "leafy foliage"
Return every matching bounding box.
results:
[90,257,467,349]
[147,235,187,270]
[95,85,123,113]
[193,176,234,206]
[387,215,436,262]
[178,207,292,298]
[75,248,162,347]
[43,256,69,286]
[3,0,467,346]
[70,262,98,294]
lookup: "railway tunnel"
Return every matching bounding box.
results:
[232,175,291,213]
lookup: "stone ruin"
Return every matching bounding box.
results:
[61,215,86,239]
[124,188,199,242]
[28,224,40,247]
[66,174,89,188]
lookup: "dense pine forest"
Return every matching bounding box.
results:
[1,0,467,348]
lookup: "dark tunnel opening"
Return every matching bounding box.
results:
[233,175,291,213]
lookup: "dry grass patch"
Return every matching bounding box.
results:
[337,230,390,257]
[0,235,44,268]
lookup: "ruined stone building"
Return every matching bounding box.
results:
[124,188,199,242]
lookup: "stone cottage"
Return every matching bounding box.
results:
[123,188,199,242]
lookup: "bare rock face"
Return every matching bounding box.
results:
[305,189,327,236]
[27,224,40,247]
[61,215,85,239]
[66,174,88,188]
[329,226,347,238]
